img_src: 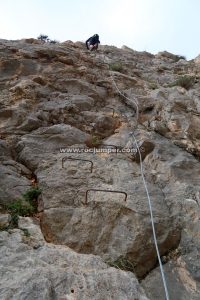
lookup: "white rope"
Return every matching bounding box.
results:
[110,74,139,121]
[130,133,169,300]
[104,54,169,300]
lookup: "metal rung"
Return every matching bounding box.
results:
[85,188,127,204]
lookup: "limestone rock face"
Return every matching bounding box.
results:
[0,161,31,204]
[1,38,200,299]
[0,219,149,300]
[38,151,180,278]
[142,198,200,300]
[194,54,200,64]
[0,139,31,205]
[15,124,89,170]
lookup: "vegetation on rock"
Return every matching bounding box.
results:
[169,75,195,90]
[2,187,41,230]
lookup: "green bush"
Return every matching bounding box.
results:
[9,214,19,228]
[169,75,195,90]
[174,55,186,62]
[49,40,59,44]
[37,34,59,44]
[109,62,123,72]
[4,187,42,229]
[6,198,36,217]
[23,187,42,203]
[37,34,49,42]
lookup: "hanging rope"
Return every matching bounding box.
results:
[103,53,170,300]
[130,133,169,300]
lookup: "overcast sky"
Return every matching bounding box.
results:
[1,0,200,59]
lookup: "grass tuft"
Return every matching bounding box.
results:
[169,75,195,90]
[109,62,123,72]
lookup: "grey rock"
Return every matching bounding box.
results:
[142,256,200,300]
[0,213,11,228]
[0,222,149,300]
[17,116,42,131]
[1,38,200,300]
[38,150,180,278]
[15,124,89,170]
[0,139,11,160]
[0,170,30,205]
[70,95,94,110]
[0,160,31,205]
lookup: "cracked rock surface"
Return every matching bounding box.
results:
[1,38,200,299]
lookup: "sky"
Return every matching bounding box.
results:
[0,0,200,60]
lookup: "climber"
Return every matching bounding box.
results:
[86,34,100,51]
